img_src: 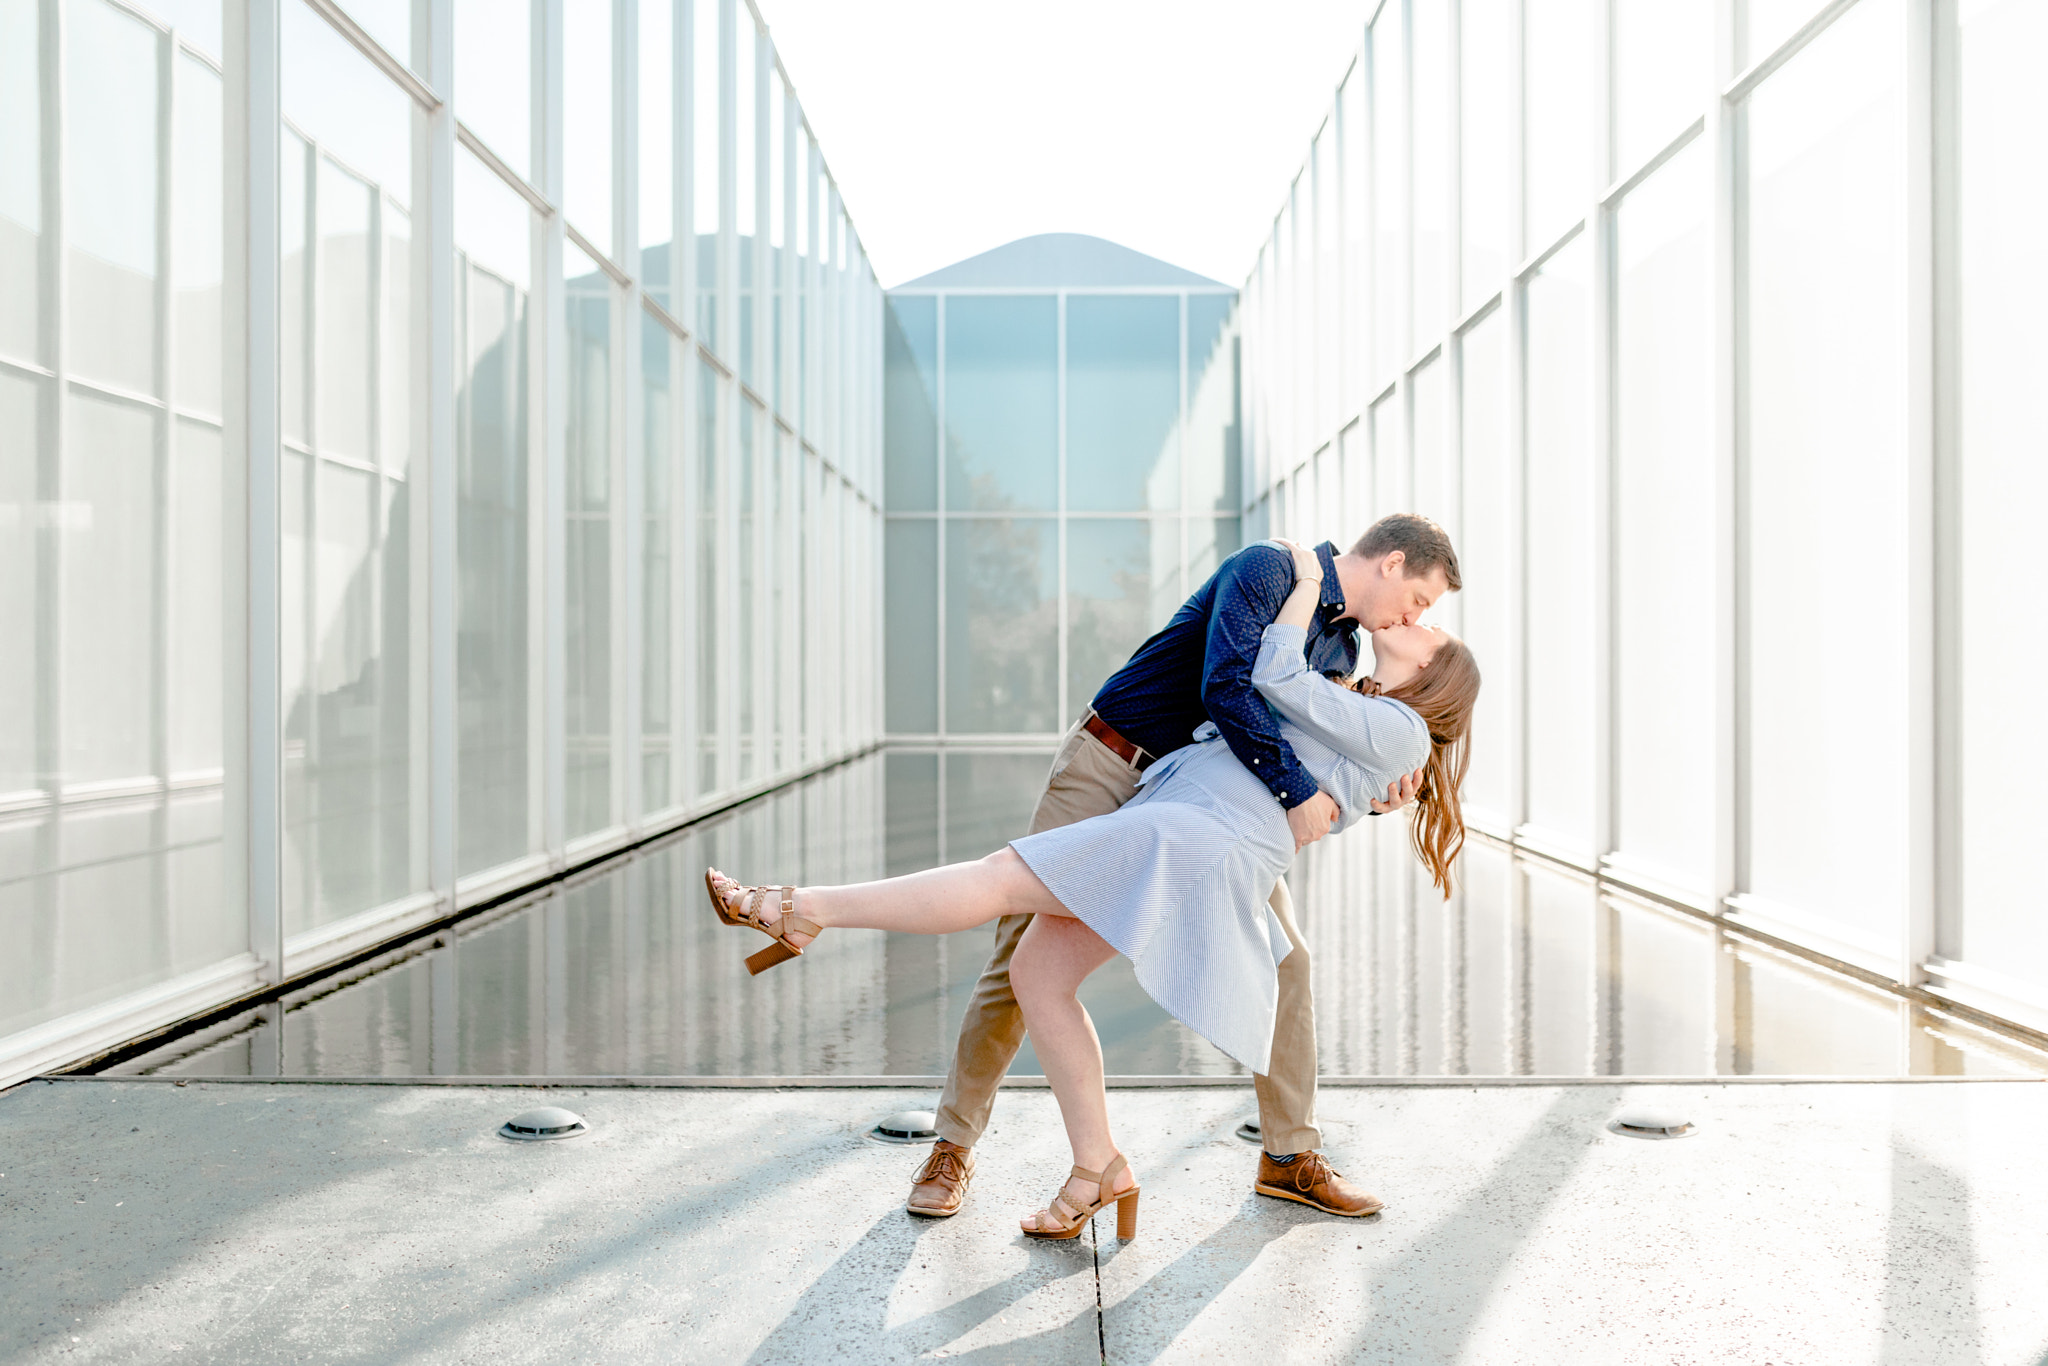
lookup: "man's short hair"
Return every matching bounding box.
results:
[1350,513,1462,592]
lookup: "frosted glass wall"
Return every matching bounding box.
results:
[883,285,1242,740]
[1239,0,2048,1036]
[2,0,885,1087]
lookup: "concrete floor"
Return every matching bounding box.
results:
[3,1080,2045,1365]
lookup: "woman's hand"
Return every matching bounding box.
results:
[1275,538,1322,585]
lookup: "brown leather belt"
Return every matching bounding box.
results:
[1083,712,1156,771]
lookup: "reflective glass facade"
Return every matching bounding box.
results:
[1241,0,2048,1040]
[2,0,884,1086]
[882,235,1242,740]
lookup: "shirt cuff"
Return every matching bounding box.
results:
[1260,623,1309,652]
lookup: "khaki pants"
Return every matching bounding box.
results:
[933,716,1323,1155]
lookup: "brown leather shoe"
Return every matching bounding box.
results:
[1254,1151,1385,1217]
[906,1140,975,1218]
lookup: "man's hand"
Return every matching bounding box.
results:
[1368,769,1423,815]
[1286,790,1341,851]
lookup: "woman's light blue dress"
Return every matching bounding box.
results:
[1010,623,1430,1074]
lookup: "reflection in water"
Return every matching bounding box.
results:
[109,748,2048,1079]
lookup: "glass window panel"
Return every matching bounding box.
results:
[456,0,531,178]
[1954,0,2048,990]
[66,0,160,396]
[735,15,756,385]
[641,313,673,810]
[692,0,720,342]
[1370,394,1399,518]
[945,518,1058,734]
[563,0,613,254]
[1616,0,1712,176]
[1616,906,1717,1075]
[1461,0,1512,314]
[943,294,1056,512]
[0,372,40,792]
[1524,0,1593,254]
[883,295,937,511]
[278,0,425,928]
[1067,294,1180,513]
[1523,236,1594,852]
[168,418,223,777]
[0,0,37,366]
[152,0,222,58]
[173,50,224,416]
[640,0,673,308]
[282,2,411,198]
[1068,519,1174,715]
[1614,140,1712,893]
[1339,65,1367,414]
[1339,418,1369,545]
[334,0,410,68]
[1188,517,1242,585]
[695,361,721,793]
[455,148,534,875]
[1313,127,1338,436]
[1185,294,1239,514]
[565,240,613,837]
[316,158,375,462]
[1412,0,1451,342]
[884,520,938,733]
[62,391,156,783]
[1744,0,1830,68]
[735,399,757,778]
[769,69,786,409]
[1744,0,1905,948]
[1371,2,1403,381]
[281,132,309,447]
[1466,315,1515,823]
[1410,357,1450,583]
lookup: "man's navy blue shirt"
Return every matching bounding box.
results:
[1091,539,1358,811]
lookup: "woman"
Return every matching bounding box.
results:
[705,541,1480,1241]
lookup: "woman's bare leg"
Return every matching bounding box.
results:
[1009,913,1134,1231]
[708,847,1068,949]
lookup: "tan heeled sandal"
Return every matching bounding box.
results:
[1022,1153,1140,1241]
[704,868,821,975]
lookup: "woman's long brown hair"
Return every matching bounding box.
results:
[1352,637,1481,899]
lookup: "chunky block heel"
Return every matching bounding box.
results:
[1023,1153,1140,1241]
[705,868,820,975]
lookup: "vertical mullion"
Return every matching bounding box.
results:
[224,0,285,996]
[1177,289,1188,603]
[1590,0,1618,864]
[934,294,946,741]
[419,0,457,903]
[539,0,567,859]
[1056,290,1068,728]
[1505,0,1529,838]
[617,0,641,828]
[1709,0,1741,917]
[1899,0,1938,986]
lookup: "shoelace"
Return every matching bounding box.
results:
[917,1148,966,1186]
[1287,1152,1338,1192]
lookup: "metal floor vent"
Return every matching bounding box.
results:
[1235,1117,1262,1145]
[498,1106,589,1141]
[1608,1105,1695,1140]
[869,1109,940,1144]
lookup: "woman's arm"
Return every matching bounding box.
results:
[1252,623,1429,774]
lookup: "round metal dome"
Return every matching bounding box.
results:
[498,1106,589,1141]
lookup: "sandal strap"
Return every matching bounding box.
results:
[1070,1153,1127,1187]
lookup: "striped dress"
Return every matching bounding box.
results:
[1011,623,1430,1073]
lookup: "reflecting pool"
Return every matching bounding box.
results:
[104,748,2048,1078]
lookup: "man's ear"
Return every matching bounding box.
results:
[1381,550,1406,578]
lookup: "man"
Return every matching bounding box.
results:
[907,513,1462,1218]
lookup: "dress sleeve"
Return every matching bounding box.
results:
[1201,544,1323,810]
[1252,623,1430,776]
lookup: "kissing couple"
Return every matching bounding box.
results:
[706,514,1479,1241]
